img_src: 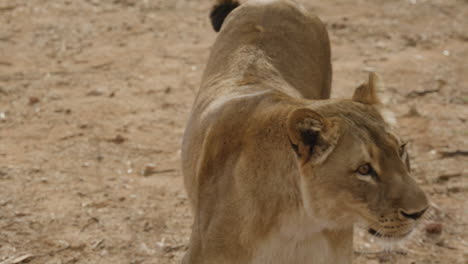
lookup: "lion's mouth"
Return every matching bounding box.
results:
[368,228,412,239]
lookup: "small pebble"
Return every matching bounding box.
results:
[29,97,40,105]
[425,222,443,235]
[142,164,157,176]
[109,135,126,144]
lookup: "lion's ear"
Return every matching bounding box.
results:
[287,108,340,165]
[352,72,382,105]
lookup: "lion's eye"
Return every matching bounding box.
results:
[357,164,372,175]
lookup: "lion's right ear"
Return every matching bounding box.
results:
[287,108,341,166]
[352,72,381,105]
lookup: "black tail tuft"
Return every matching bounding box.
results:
[210,0,240,32]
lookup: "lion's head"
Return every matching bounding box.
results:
[287,73,428,241]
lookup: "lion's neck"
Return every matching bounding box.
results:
[251,211,354,264]
[240,109,354,264]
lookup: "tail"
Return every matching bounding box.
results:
[210,0,240,32]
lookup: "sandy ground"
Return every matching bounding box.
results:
[0,0,467,263]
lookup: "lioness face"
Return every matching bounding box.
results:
[316,110,428,240]
[287,73,428,241]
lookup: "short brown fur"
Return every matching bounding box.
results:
[182,1,428,263]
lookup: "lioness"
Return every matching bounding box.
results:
[181,0,428,263]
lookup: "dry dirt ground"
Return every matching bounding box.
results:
[0,0,467,263]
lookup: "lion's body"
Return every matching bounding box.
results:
[181,1,428,263]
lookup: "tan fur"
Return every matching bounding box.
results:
[181,0,428,263]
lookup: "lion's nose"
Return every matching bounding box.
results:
[399,207,428,220]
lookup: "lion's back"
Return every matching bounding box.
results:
[202,0,332,100]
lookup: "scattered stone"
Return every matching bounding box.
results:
[90,62,113,70]
[150,169,175,176]
[406,88,440,98]
[436,172,462,183]
[108,135,126,144]
[143,221,152,232]
[403,105,421,117]
[86,89,106,96]
[0,87,7,95]
[28,96,40,105]
[425,222,443,235]
[447,184,468,193]
[54,108,71,114]
[142,163,157,176]
[0,199,11,207]
[163,244,185,253]
[0,5,18,12]
[141,163,176,176]
[439,149,468,158]
[331,22,346,30]
[450,96,468,105]
[435,240,457,250]
[91,239,105,250]
[2,254,35,264]
[156,238,166,248]
[403,35,418,47]
[139,242,155,255]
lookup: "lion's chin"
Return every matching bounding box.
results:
[368,228,413,242]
